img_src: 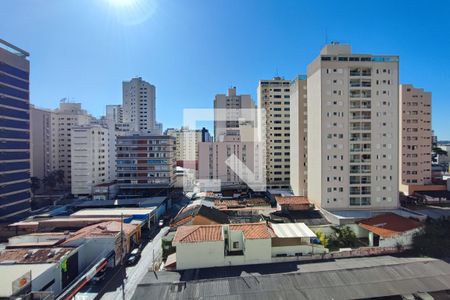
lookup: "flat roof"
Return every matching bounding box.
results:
[0,263,55,297]
[71,207,156,217]
[270,223,316,238]
[134,256,450,300]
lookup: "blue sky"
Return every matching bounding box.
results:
[1,0,449,139]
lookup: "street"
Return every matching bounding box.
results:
[74,226,170,300]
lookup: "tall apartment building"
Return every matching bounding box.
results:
[106,104,123,124]
[0,39,31,221]
[307,44,399,210]
[198,136,255,188]
[257,77,292,189]
[122,77,162,134]
[71,125,109,196]
[50,100,93,186]
[30,105,53,180]
[399,84,432,194]
[289,76,308,196]
[166,127,212,169]
[116,134,176,196]
[214,87,256,141]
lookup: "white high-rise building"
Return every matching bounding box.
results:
[307,44,399,210]
[257,77,292,189]
[289,76,308,196]
[30,105,53,181]
[50,100,93,186]
[71,125,109,196]
[214,87,256,141]
[122,77,162,134]
[399,84,432,194]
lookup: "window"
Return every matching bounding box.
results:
[233,241,239,248]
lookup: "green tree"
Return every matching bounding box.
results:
[433,147,448,156]
[412,220,450,258]
[329,226,357,248]
[54,170,65,186]
[315,230,329,248]
[43,173,57,191]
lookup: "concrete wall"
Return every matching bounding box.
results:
[271,244,327,256]
[379,228,422,248]
[31,264,62,297]
[243,239,271,264]
[176,241,225,270]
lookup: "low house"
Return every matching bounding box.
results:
[170,204,229,228]
[171,222,327,270]
[275,196,312,212]
[357,213,424,248]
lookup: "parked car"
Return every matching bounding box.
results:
[158,219,164,227]
[127,248,141,266]
[91,269,106,284]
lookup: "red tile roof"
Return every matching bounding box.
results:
[173,225,223,243]
[229,223,274,239]
[276,196,310,206]
[63,221,137,244]
[358,213,424,238]
[0,247,74,264]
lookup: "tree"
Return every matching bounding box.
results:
[412,220,450,258]
[43,172,57,191]
[54,170,65,186]
[315,230,329,248]
[329,226,357,248]
[31,177,40,194]
[433,147,448,156]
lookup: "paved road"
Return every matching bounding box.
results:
[101,226,169,300]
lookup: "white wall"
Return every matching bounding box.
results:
[380,228,422,248]
[176,241,225,270]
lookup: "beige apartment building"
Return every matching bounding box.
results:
[50,100,93,186]
[71,125,109,196]
[257,77,292,189]
[289,76,308,196]
[198,136,255,189]
[214,87,256,141]
[30,105,53,180]
[307,44,399,210]
[399,84,432,194]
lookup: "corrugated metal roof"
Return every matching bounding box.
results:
[132,256,450,300]
[270,223,316,238]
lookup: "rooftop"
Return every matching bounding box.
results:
[275,196,310,206]
[228,223,274,239]
[171,204,229,227]
[357,213,424,238]
[173,225,223,244]
[63,221,137,244]
[0,247,73,264]
[134,256,450,300]
[269,223,316,238]
[70,207,155,218]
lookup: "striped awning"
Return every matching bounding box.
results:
[271,223,317,238]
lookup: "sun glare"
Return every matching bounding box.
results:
[105,0,157,26]
[108,0,136,7]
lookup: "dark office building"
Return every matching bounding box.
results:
[0,39,31,222]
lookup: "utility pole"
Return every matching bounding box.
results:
[121,213,125,300]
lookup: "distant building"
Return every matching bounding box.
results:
[116,134,176,196]
[289,76,308,196]
[399,84,432,195]
[170,204,229,228]
[214,87,255,141]
[71,125,109,196]
[307,44,399,210]
[50,100,93,186]
[30,106,53,181]
[198,136,256,189]
[275,196,312,212]
[257,77,292,189]
[122,77,162,134]
[166,127,212,170]
[0,39,31,222]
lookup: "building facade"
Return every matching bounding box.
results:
[399,84,432,194]
[0,39,31,221]
[289,76,308,196]
[116,134,176,196]
[257,77,292,189]
[166,127,212,169]
[307,44,399,210]
[122,77,162,134]
[198,136,256,189]
[50,101,93,187]
[71,125,109,196]
[30,105,53,181]
[214,87,255,141]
